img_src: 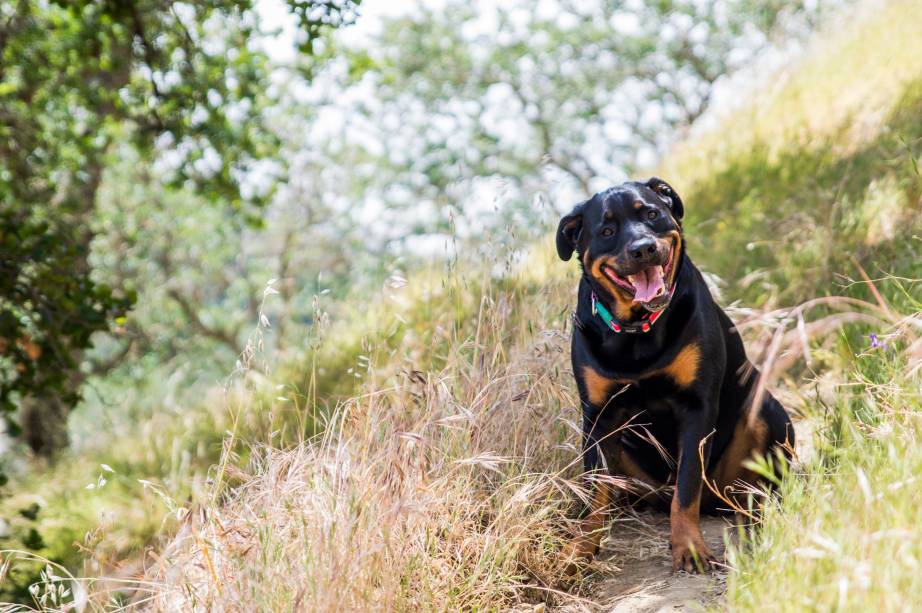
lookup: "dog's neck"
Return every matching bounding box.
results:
[577,248,688,338]
[589,289,670,333]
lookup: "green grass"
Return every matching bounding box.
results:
[3,0,922,608]
[680,81,922,307]
[664,0,922,309]
[725,283,922,611]
[661,1,922,608]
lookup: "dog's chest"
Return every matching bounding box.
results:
[600,378,680,421]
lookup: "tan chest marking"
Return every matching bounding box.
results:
[656,343,701,388]
[581,366,618,406]
[581,344,699,408]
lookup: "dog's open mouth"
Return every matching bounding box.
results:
[601,242,676,306]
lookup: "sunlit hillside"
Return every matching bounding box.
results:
[1,0,920,610]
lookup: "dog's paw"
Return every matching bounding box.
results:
[670,539,718,574]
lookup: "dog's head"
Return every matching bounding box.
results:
[557,177,684,316]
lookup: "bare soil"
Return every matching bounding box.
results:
[578,511,736,612]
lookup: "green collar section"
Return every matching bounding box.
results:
[590,291,665,334]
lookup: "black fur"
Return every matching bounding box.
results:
[558,178,795,571]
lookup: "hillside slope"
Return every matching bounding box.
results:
[5,0,920,610]
[135,1,920,609]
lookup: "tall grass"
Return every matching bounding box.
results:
[724,280,922,611]
[3,0,922,609]
[14,259,599,611]
[0,256,571,603]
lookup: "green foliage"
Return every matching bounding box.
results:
[0,209,132,428]
[0,0,358,452]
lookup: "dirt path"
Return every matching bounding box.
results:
[580,511,734,612]
[551,416,810,612]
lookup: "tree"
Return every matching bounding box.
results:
[87,138,360,383]
[328,0,832,253]
[0,0,359,455]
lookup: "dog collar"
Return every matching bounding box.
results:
[591,291,667,334]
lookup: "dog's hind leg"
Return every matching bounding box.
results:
[760,393,795,464]
[707,392,794,509]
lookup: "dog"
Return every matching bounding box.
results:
[556,177,795,573]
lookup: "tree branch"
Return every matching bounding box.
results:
[507,79,594,192]
[167,287,239,352]
[87,336,135,377]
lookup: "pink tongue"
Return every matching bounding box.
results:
[630,266,665,303]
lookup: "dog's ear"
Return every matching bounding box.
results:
[645,177,684,221]
[556,201,585,261]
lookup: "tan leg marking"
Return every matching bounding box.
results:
[561,482,611,575]
[615,448,666,503]
[708,415,770,506]
[670,489,716,572]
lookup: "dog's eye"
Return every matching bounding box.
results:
[647,209,659,221]
[601,227,614,237]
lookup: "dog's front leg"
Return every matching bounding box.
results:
[560,409,619,574]
[670,409,718,572]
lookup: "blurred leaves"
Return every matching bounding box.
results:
[326,0,835,252]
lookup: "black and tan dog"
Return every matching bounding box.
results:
[557,177,794,573]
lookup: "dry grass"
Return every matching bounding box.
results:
[25,262,887,612]
[2,246,913,611]
[125,269,590,611]
[4,1,920,609]
[3,245,910,611]
[664,0,922,187]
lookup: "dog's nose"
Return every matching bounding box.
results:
[627,238,658,262]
